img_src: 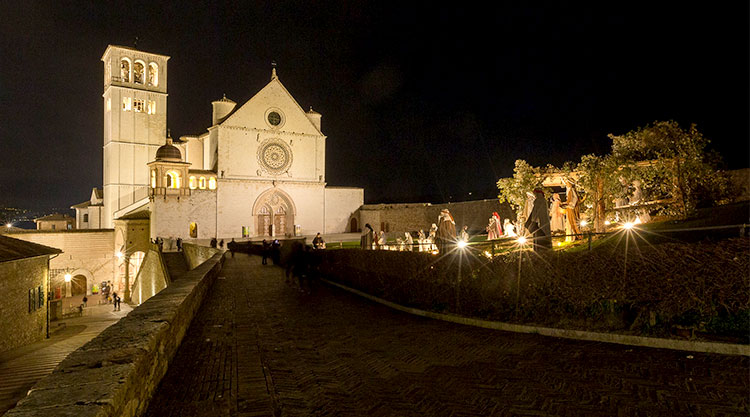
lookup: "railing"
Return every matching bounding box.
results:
[323,223,750,255]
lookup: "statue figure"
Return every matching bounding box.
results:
[487,216,499,240]
[524,189,552,251]
[404,232,414,251]
[563,178,581,241]
[436,209,457,253]
[549,193,565,234]
[503,219,517,237]
[521,191,536,233]
[360,223,375,250]
[631,179,651,223]
[418,229,426,252]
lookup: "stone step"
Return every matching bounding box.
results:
[162,252,189,281]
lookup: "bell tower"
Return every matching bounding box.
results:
[101,45,170,228]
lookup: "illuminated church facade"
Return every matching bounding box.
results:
[75,45,363,240]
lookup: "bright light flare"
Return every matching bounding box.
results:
[623,222,635,230]
[5,223,11,228]
[64,273,72,282]
[457,240,468,249]
[516,236,527,245]
[604,220,611,226]
[580,220,588,227]
[115,251,124,260]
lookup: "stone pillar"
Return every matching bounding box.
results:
[124,255,131,303]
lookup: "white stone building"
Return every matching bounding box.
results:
[75,45,363,241]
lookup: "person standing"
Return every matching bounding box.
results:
[112,292,120,311]
[176,237,182,251]
[261,239,269,265]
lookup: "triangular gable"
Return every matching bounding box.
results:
[220,78,324,136]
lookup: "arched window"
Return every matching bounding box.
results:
[150,170,157,188]
[189,176,197,190]
[260,206,270,214]
[166,171,180,189]
[120,58,131,82]
[275,206,286,214]
[148,62,159,86]
[208,177,217,190]
[133,60,145,84]
[199,177,206,189]
[83,214,89,223]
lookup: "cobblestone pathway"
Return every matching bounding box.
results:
[144,253,749,417]
[0,303,131,415]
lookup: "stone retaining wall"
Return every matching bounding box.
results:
[182,242,222,270]
[4,252,225,417]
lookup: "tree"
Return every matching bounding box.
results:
[497,160,544,221]
[608,120,730,217]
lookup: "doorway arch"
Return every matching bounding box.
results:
[350,217,358,233]
[252,188,296,237]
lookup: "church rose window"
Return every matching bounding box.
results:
[267,111,281,126]
[133,61,145,84]
[257,139,293,175]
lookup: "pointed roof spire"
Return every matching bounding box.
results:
[271,60,278,80]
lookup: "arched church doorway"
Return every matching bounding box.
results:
[253,189,296,237]
[350,218,358,233]
[71,275,87,296]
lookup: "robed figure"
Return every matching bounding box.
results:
[549,193,565,234]
[524,189,552,251]
[436,209,457,253]
[360,223,375,249]
[563,179,581,241]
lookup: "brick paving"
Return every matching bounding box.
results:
[0,303,132,415]
[144,253,749,416]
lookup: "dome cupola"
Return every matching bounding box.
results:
[155,131,182,162]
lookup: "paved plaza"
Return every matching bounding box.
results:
[144,253,749,416]
[0,302,132,415]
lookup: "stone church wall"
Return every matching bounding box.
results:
[324,187,364,233]
[7,230,115,297]
[0,255,48,353]
[151,190,217,240]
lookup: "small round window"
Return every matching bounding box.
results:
[267,111,282,126]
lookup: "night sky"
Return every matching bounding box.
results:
[1,2,748,212]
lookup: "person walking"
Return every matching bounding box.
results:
[112,292,121,311]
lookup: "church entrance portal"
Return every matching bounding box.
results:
[253,189,295,237]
